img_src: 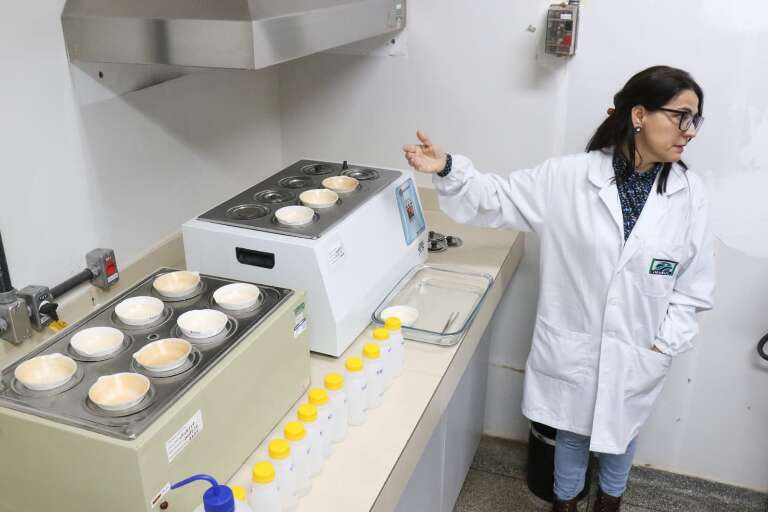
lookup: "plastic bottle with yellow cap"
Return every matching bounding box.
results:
[267,438,297,511]
[284,421,311,497]
[324,372,349,443]
[345,356,368,426]
[308,387,333,458]
[362,343,384,409]
[297,403,323,477]
[249,461,281,512]
[384,316,405,377]
[229,485,254,512]
[373,327,394,390]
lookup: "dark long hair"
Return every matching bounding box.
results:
[586,65,704,193]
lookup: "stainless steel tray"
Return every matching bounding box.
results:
[0,269,292,440]
[372,264,493,346]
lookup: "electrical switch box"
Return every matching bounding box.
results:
[86,248,119,289]
[545,2,580,57]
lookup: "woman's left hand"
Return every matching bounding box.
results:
[651,345,663,354]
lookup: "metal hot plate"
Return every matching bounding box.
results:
[197,160,401,239]
[0,269,292,440]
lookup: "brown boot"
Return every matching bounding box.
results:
[593,488,622,512]
[552,497,578,512]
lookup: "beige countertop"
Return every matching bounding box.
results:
[227,193,524,511]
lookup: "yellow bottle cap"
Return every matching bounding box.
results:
[230,485,247,502]
[384,317,402,330]
[297,403,318,422]
[363,343,381,359]
[345,356,364,372]
[325,372,344,390]
[252,461,276,484]
[268,438,290,460]
[373,327,390,341]
[308,387,329,405]
[284,421,306,441]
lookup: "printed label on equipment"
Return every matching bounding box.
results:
[166,410,204,463]
[328,239,345,267]
[560,13,573,20]
[294,303,307,339]
[151,482,171,508]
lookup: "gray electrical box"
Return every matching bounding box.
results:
[545,2,580,57]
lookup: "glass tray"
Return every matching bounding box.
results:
[371,264,494,346]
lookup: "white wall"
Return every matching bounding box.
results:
[0,2,284,289]
[277,0,768,492]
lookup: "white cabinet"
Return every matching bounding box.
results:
[396,328,491,511]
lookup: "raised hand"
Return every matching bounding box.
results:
[402,131,448,173]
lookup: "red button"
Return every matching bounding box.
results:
[106,259,117,276]
[562,33,573,46]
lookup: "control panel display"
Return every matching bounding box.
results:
[396,178,426,245]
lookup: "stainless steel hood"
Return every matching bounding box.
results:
[61,0,405,69]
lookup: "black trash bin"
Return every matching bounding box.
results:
[526,422,594,502]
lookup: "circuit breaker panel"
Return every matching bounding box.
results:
[545,2,580,56]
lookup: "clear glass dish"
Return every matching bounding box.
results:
[371,264,494,346]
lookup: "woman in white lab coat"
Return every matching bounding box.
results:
[403,66,715,512]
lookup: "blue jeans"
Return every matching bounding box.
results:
[553,429,638,500]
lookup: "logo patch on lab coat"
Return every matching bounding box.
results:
[649,258,678,276]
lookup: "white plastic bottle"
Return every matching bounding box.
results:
[345,356,368,426]
[172,474,251,512]
[268,439,297,511]
[230,485,254,512]
[384,317,405,377]
[362,343,384,409]
[283,421,311,497]
[308,388,333,458]
[249,462,282,512]
[297,403,324,477]
[324,372,348,443]
[372,327,394,389]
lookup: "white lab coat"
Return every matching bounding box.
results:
[433,149,715,454]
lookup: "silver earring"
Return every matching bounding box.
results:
[634,126,641,133]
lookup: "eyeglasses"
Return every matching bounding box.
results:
[658,107,704,132]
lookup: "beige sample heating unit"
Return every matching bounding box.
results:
[0,269,310,512]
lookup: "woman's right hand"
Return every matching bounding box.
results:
[402,130,448,173]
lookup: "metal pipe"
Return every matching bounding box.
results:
[0,231,13,293]
[50,269,94,299]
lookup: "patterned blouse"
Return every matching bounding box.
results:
[613,153,662,241]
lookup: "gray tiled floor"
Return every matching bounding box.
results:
[453,436,768,512]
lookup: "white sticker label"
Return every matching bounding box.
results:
[328,240,345,267]
[166,410,204,463]
[560,13,573,20]
[293,303,307,339]
[151,482,171,508]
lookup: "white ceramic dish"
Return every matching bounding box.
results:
[321,175,359,194]
[213,283,261,311]
[275,205,315,226]
[152,271,201,298]
[177,309,228,339]
[14,354,77,391]
[133,338,192,372]
[115,296,164,326]
[299,188,339,208]
[88,373,151,411]
[70,327,125,358]
[380,305,420,327]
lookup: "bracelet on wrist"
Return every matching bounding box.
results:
[437,154,453,177]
